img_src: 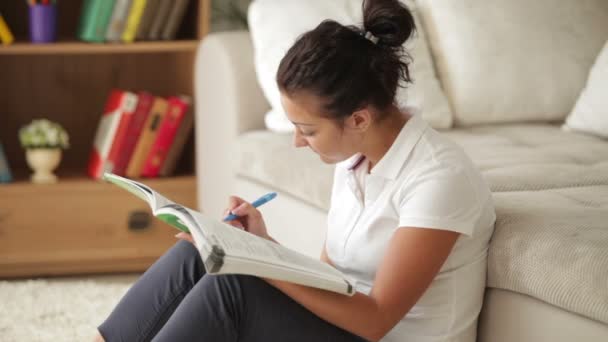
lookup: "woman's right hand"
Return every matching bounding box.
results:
[223,195,272,240]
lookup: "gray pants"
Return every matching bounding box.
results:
[98,240,368,341]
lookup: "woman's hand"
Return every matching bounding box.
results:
[223,195,272,240]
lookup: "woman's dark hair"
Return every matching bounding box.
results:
[276,0,416,125]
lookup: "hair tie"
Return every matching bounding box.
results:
[363,31,380,45]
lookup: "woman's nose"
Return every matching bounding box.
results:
[293,132,308,148]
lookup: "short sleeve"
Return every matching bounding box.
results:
[398,167,482,236]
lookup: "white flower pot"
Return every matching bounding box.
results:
[25,148,62,184]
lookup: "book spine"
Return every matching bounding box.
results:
[105,92,138,174]
[147,0,172,40]
[87,89,126,179]
[113,91,154,176]
[160,0,190,40]
[0,143,12,183]
[135,0,161,40]
[141,96,190,177]
[159,105,193,177]
[105,0,133,42]
[78,0,103,42]
[93,0,117,41]
[141,97,189,177]
[0,13,15,45]
[204,246,226,273]
[121,0,148,43]
[126,96,168,178]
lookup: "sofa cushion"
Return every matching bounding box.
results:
[442,123,608,192]
[489,186,608,325]
[248,0,453,131]
[416,0,608,126]
[237,123,608,210]
[563,39,608,139]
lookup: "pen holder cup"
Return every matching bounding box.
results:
[29,4,57,43]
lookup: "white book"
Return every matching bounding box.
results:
[105,0,133,42]
[103,172,356,296]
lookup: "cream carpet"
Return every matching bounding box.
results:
[0,274,139,342]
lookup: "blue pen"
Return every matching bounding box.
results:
[223,192,277,221]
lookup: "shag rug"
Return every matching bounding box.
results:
[0,274,139,342]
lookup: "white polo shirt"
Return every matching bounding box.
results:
[326,114,496,342]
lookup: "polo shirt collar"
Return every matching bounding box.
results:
[346,114,427,180]
[347,153,366,171]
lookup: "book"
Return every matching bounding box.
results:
[159,105,193,177]
[0,12,15,45]
[102,172,357,296]
[77,0,101,42]
[141,96,191,177]
[88,89,136,179]
[105,91,139,174]
[126,96,168,177]
[113,91,154,176]
[135,0,161,40]
[121,0,148,43]
[105,0,133,42]
[147,0,173,40]
[78,0,117,42]
[0,142,12,183]
[160,0,190,40]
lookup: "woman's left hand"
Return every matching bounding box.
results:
[175,231,195,244]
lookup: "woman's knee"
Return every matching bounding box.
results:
[167,240,200,262]
[161,240,203,271]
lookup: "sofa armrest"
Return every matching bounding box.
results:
[195,31,270,217]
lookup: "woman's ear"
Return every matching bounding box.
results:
[344,108,373,132]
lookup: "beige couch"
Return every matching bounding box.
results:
[194,3,608,340]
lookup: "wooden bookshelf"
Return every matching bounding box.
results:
[0,0,210,278]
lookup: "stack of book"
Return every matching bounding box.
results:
[88,89,193,180]
[78,0,191,43]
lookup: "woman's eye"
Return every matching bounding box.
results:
[302,131,315,136]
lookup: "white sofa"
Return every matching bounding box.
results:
[194,2,608,341]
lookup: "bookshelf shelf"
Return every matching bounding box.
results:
[0,40,200,55]
[0,0,210,278]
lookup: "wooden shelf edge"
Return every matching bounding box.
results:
[0,40,200,55]
[0,174,197,191]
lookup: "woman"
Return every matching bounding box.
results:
[96,0,495,341]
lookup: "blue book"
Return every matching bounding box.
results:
[0,142,12,183]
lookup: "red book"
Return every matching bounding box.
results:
[88,89,137,179]
[105,92,139,174]
[113,92,155,176]
[140,96,191,177]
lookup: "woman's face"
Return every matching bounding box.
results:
[280,92,364,164]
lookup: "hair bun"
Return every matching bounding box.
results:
[362,0,416,48]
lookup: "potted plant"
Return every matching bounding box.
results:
[19,119,69,184]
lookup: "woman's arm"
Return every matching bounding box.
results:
[265,227,460,342]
